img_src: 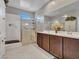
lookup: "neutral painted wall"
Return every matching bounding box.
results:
[6,6,34,16]
[77,17,79,32]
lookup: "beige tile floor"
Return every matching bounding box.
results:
[6,43,56,59]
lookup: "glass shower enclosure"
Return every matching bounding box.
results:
[20,12,36,45]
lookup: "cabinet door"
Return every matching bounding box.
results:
[63,37,79,59]
[37,33,43,47]
[42,34,49,52]
[50,35,62,59]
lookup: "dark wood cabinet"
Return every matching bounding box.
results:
[50,35,63,59]
[63,37,79,59]
[37,33,79,59]
[42,34,49,52]
[37,33,43,47]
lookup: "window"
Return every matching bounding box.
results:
[20,12,32,20]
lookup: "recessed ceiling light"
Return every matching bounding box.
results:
[52,1,56,5]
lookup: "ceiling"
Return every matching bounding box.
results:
[45,0,79,17]
[43,0,79,20]
[7,0,79,16]
[45,0,78,13]
[35,0,78,16]
[47,0,79,15]
[20,0,50,12]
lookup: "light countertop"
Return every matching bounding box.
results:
[37,31,79,39]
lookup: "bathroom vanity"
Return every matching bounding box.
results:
[37,31,79,59]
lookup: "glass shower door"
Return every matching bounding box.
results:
[21,19,36,45]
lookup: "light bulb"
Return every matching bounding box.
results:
[52,1,56,5]
[25,23,29,26]
[63,14,68,17]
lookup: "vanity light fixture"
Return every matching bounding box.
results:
[55,21,59,24]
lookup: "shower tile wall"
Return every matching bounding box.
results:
[6,13,21,41]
